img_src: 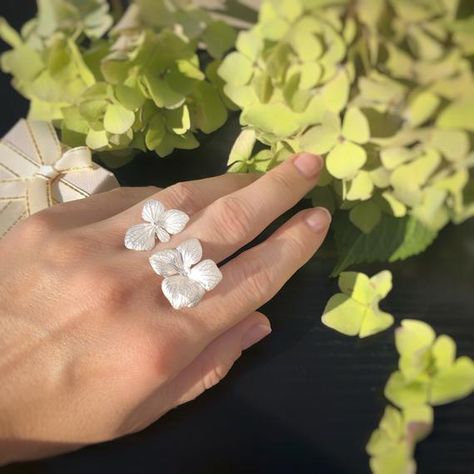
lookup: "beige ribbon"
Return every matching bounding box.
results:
[0,120,93,232]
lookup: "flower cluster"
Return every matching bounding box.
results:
[219,0,474,269]
[367,319,474,473]
[0,0,236,160]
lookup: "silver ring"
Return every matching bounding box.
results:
[149,238,222,310]
[124,199,190,251]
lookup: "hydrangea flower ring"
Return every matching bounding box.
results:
[124,199,190,251]
[149,238,223,310]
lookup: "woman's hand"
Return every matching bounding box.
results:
[0,153,330,464]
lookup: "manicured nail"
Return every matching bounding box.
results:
[293,153,322,178]
[305,207,332,233]
[241,323,272,351]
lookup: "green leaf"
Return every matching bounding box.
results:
[388,215,437,261]
[103,103,135,134]
[327,142,367,179]
[332,214,437,275]
[349,201,382,233]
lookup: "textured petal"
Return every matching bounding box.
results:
[124,223,156,251]
[162,275,206,310]
[189,259,222,291]
[149,249,183,277]
[142,199,165,224]
[162,209,190,235]
[177,238,203,269]
[155,226,171,243]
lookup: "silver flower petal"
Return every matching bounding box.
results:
[149,249,183,277]
[163,209,190,235]
[189,259,222,291]
[155,226,171,243]
[162,275,206,310]
[177,238,202,268]
[124,223,156,251]
[142,199,166,223]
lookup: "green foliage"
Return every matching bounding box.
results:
[0,0,233,160]
[368,319,474,473]
[321,270,394,337]
[332,213,438,275]
[220,0,474,270]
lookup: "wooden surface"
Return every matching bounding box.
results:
[1,2,473,473]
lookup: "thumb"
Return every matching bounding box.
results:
[166,312,271,409]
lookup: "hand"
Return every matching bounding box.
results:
[0,153,330,464]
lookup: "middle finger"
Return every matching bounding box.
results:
[148,152,323,263]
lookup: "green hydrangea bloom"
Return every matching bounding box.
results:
[219,0,474,271]
[321,270,394,338]
[0,0,233,160]
[384,319,474,407]
[367,404,433,474]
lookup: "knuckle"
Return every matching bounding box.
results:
[201,358,231,391]
[270,170,296,195]
[213,196,253,244]
[165,181,202,215]
[238,255,275,303]
[44,230,96,264]
[285,234,309,263]
[20,211,57,237]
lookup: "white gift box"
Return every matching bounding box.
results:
[0,119,119,237]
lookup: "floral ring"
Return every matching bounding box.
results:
[149,238,222,310]
[124,199,190,251]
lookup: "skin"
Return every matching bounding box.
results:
[0,153,330,465]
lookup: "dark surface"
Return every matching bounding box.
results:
[1,2,473,474]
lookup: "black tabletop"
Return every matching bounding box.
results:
[1,2,473,473]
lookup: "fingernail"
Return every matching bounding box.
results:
[241,323,272,351]
[293,153,322,178]
[305,207,332,233]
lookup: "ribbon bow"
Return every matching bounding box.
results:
[0,120,93,216]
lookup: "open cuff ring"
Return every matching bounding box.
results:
[149,238,222,310]
[124,199,190,251]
